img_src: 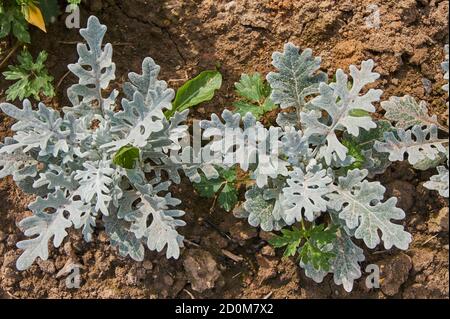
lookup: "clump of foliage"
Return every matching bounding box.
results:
[2,49,54,101]
[0,0,33,43]
[193,166,238,212]
[200,43,448,292]
[233,73,276,119]
[0,0,75,42]
[0,16,448,294]
[0,16,221,270]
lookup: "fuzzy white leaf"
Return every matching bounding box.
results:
[381,95,440,129]
[282,160,332,223]
[302,60,381,165]
[0,138,38,181]
[374,125,448,165]
[74,159,115,215]
[16,191,87,270]
[242,185,286,231]
[267,43,327,110]
[66,16,116,114]
[424,166,449,197]
[328,169,411,250]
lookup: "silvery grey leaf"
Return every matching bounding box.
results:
[242,185,286,231]
[381,95,440,129]
[282,160,332,223]
[74,159,115,216]
[104,57,180,152]
[123,57,174,110]
[66,16,116,114]
[424,166,449,197]
[33,164,77,190]
[413,151,447,171]
[201,110,288,187]
[329,230,365,292]
[16,191,86,270]
[0,138,38,182]
[302,60,381,165]
[328,169,411,250]
[0,100,72,158]
[105,91,165,150]
[280,126,310,165]
[374,125,448,165]
[103,210,145,261]
[118,178,186,260]
[299,260,328,283]
[267,43,327,110]
[276,112,298,128]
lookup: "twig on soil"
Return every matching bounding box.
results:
[0,42,21,71]
[203,218,232,241]
[232,272,242,279]
[209,183,226,214]
[5,289,19,299]
[167,71,189,84]
[183,289,196,299]
[262,291,273,299]
[372,250,389,255]
[183,238,201,248]
[56,70,71,92]
[420,234,439,246]
[222,249,244,262]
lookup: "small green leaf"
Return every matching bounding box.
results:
[3,49,54,101]
[309,224,338,246]
[269,227,303,257]
[235,73,268,102]
[349,109,370,117]
[0,6,30,43]
[113,145,140,169]
[270,224,337,270]
[340,120,394,176]
[218,184,238,212]
[218,166,236,183]
[298,241,336,272]
[193,176,223,198]
[165,70,222,118]
[341,139,365,170]
[233,73,276,119]
[298,224,337,272]
[193,167,238,212]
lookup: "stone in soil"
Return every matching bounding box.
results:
[229,221,258,244]
[427,207,449,233]
[385,180,415,212]
[256,254,279,284]
[183,249,221,293]
[379,253,412,296]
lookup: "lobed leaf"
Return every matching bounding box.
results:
[267,43,327,110]
[374,125,448,166]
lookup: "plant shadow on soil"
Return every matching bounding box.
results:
[0,0,448,299]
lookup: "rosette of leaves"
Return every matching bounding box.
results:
[0,16,219,270]
[201,44,413,292]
